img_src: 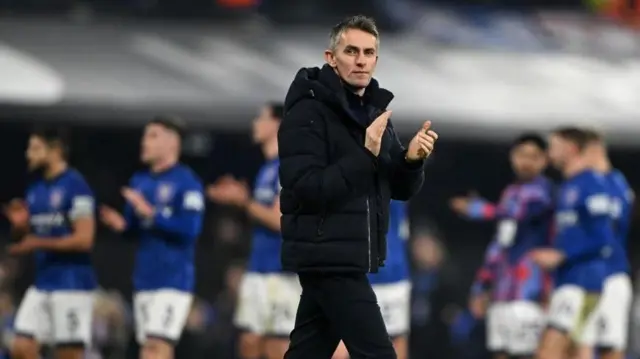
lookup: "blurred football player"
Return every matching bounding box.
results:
[5,128,96,359]
[574,131,633,359]
[468,239,509,359]
[531,127,615,359]
[207,102,299,359]
[100,116,204,359]
[332,200,412,359]
[451,134,553,359]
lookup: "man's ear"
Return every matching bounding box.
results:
[324,50,337,68]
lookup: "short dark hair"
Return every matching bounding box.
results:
[581,128,604,144]
[268,102,284,120]
[329,15,379,51]
[552,126,592,151]
[512,133,546,151]
[148,115,186,139]
[31,126,70,158]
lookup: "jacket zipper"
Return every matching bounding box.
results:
[366,197,371,272]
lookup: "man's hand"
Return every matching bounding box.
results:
[3,199,29,228]
[364,110,392,157]
[529,248,565,270]
[99,205,127,232]
[7,235,41,255]
[121,188,154,218]
[206,176,251,207]
[407,121,439,161]
[449,196,471,216]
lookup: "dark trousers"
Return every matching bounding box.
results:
[285,272,396,359]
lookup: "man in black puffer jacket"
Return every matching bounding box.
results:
[278,15,439,359]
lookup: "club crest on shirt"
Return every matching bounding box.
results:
[156,183,174,203]
[49,188,64,209]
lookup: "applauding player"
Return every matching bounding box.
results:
[532,127,615,359]
[576,131,633,359]
[452,134,553,359]
[100,116,204,359]
[6,128,96,359]
[207,103,299,359]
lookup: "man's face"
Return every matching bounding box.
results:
[510,142,547,180]
[252,106,279,144]
[548,134,573,170]
[324,28,378,90]
[141,124,174,164]
[25,136,50,171]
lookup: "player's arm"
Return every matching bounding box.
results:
[32,189,95,252]
[463,198,497,221]
[245,196,280,232]
[278,102,377,211]
[151,182,204,238]
[387,122,425,201]
[556,192,613,264]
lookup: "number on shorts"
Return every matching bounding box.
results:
[272,303,293,322]
[67,309,79,334]
[162,305,174,329]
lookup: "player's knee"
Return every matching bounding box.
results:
[264,338,289,359]
[238,332,262,359]
[11,336,39,359]
[141,339,173,359]
[391,336,408,359]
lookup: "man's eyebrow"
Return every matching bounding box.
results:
[344,45,376,52]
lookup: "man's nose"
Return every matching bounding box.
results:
[355,53,366,66]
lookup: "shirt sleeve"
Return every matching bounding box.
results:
[152,179,204,239]
[67,177,95,221]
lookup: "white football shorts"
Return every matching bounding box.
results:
[372,280,411,337]
[133,289,193,344]
[580,273,632,350]
[506,300,544,356]
[486,302,511,352]
[234,272,301,336]
[547,284,600,342]
[14,286,94,346]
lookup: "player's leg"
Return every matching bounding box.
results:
[50,290,94,359]
[573,301,598,359]
[537,286,586,359]
[507,301,544,359]
[263,274,301,359]
[486,303,509,359]
[11,287,45,359]
[140,289,193,359]
[234,273,268,359]
[596,274,632,359]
